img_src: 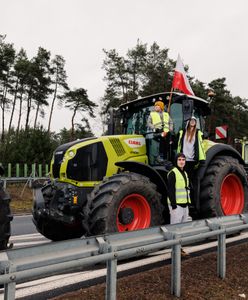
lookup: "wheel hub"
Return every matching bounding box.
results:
[118,207,134,225]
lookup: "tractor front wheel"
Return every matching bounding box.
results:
[88,172,164,236]
[200,156,248,217]
[33,217,84,241]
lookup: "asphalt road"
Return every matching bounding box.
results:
[11,214,37,236]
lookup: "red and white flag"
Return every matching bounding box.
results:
[172,54,194,96]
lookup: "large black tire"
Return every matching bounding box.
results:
[33,217,84,241]
[0,185,12,250]
[88,172,164,236]
[200,156,248,217]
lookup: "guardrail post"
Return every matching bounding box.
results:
[217,231,226,279]
[4,264,16,300]
[16,163,20,178]
[171,236,181,297]
[45,164,49,176]
[24,164,28,177]
[106,246,117,300]
[7,163,11,178]
[32,163,36,178]
[38,164,42,177]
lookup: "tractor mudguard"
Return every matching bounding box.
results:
[197,143,243,181]
[115,161,168,200]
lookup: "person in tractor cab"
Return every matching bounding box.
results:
[147,98,173,163]
[167,152,191,256]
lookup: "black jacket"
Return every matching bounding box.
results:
[167,166,190,208]
[177,129,203,162]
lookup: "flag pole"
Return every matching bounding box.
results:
[167,86,174,113]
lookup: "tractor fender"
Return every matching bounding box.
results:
[115,161,168,201]
[198,143,243,181]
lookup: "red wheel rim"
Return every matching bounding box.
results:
[220,174,244,215]
[117,194,151,232]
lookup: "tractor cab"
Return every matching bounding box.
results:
[110,92,211,165]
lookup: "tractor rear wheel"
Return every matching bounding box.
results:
[0,184,12,250]
[88,172,163,236]
[200,156,248,217]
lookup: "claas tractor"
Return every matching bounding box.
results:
[32,92,248,241]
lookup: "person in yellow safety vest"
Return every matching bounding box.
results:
[177,116,206,181]
[167,152,191,223]
[147,98,173,162]
[147,98,173,135]
[167,152,191,256]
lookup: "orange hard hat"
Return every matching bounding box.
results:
[154,101,164,111]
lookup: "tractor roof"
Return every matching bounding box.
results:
[119,92,211,115]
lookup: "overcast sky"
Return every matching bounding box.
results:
[1,0,248,134]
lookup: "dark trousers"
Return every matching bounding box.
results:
[159,132,172,160]
[185,160,197,204]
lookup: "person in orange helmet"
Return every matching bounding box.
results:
[147,97,173,164]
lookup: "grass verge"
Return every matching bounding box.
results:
[6,183,33,214]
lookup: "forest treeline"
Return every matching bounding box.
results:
[1,36,248,165]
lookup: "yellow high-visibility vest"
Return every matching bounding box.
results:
[150,112,170,132]
[167,167,190,204]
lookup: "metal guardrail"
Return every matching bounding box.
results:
[0,214,248,300]
[1,177,48,189]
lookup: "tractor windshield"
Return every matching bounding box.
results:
[118,103,204,136]
[111,92,209,136]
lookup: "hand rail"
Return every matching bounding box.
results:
[0,177,48,189]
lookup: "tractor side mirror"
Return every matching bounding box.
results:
[182,99,193,123]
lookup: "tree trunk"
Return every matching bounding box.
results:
[8,80,19,133]
[1,85,8,142]
[48,82,58,132]
[25,97,32,131]
[34,102,40,128]
[25,87,33,131]
[71,109,77,141]
[17,92,24,135]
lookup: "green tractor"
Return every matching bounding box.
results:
[234,137,248,174]
[0,166,12,250]
[32,92,248,241]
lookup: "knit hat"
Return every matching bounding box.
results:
[154,100,164,111]
[186,116,197,129]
